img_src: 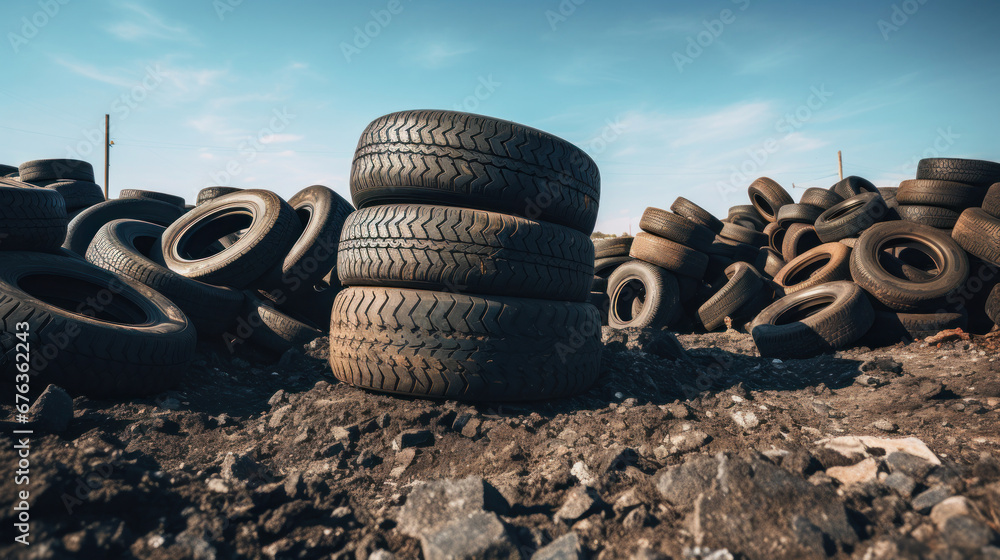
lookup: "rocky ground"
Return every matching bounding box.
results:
[2,327,1000,560]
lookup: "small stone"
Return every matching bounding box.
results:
[570,462,596,487]
[461,418,482,439]
[942,515,998,551]
[392,429,433,450]
[331,425,359,443]
[397,477,509,538]
[668,430,711,454]
[355,450,379,468]
[826,458,879,486]
[283,472,303,499]
[612,488,643,513]
[664,403,692,419]
[885,451,933,479]
[912,485,953,513]
[368,550,395,560]
[268,389,286,407]
[157,397,181,410]
[930,496,976,530]
[206,477,230,493]
[30,384,73,433]
[656,454,718,508]
[220,453,263,482]
[872,419,897,433]
[390,448,417,478]
[882,473,916,498]
[731,410,759,430]
[555,487,597,523]
[420,511,519,560]
[531,532,582,560]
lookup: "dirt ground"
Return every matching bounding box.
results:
[3,327,1000,559]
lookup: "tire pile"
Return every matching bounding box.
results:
[597,160,1000,359]
[328,110,604,401]
[1,158,353,398]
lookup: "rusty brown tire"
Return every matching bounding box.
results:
[639,207,715,252]
[748,177,794,223]
[329,287,602,401]
[671,197,724,233]
[773,242,852,295]
[781,223,823,262]
[895,180,987,212]
[916,158,1000,187]
[764,222,787,253]
[851,221,970,312]
[897,205,961,229]
[608,259,680,329]
[750,281,875,359]
[727,205,766,231]
[720,222,768,246]
[987,284,1000,326]
[814,192,891,242]
[697,262,764,331]
[800,188,843,210]
[629,231,708,278]
[594,236,633,259]
[983,183,1000,218]
[952,208,1000,267]
[755,247,786,278]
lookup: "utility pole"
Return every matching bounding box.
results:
[838,150,844,181]
[104,114,110,199]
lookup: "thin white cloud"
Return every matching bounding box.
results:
[107,2,196,44]
[52,57,135,87]
[260,134,303,145]
[410,42,475,68]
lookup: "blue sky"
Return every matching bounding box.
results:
[2,0,998,234]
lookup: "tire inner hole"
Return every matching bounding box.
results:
[177,212,254,260]
[773,295,836,325]
[786,255,831,286]
[19,274,149,325]
[877,241,941,282]
[752,194,774,218]
[612,279,646,323]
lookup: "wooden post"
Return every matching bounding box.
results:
[838,150,843,181]
[104,114,110,199]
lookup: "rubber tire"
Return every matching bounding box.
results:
[279,185,354,292]
[801,188,843,211]
[831,176,879,199]
[720,222,768,247]
[639,207,714,252]
[983,183,1000,218]
[952,208,1000,267]
[727,205,765,231]
[896,180,986,212]
[18,159,95,183]
[197,186,243,206]
[0,178,68,251]
[750,281,875,359]
[897,205,960,229]
[917,158,1000,188]
[697,262,764,331]
[630,232,708,278]
[776,204,825,228]
[350,110,600,234]
[671,197,723,233]
[329,286,601,401]
[63,198,185,256]
[594,237,633,259]
[782,223,822,262]
[987,284,1000,326]
[747,177,793,223]
[0,252,195,397]
[851,221,970,312]
[608,260,680,329]
[238,294,323,354]
[39,180,105,211]
[815,193,891,242]
[85,219,244,338]
[591,276,608,293]
[119,189,186,208]
[774,242,852,295]
[0,164,17,176]
[707,235,740,258]
[161,190,303,289]
[595,256,631,278]
[337,203,594,302]
[755,247,786,278]
[765,222,787,253]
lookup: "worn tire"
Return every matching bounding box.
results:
[952,208,1000,266]
[639,207,714,252]
[329,287,601,401]
[917,158,1000,187]
[119,189,185,208]
[815,193,891,242]
[781,223,822,262]
[280,185,354,292]
[0,178,68,251]
[748,177,794,223]
[85,219,244,338]
[801,188,843,210]
[63,198,185,256]
[750,281,874,359]
[630,232,708,278]
[987,284,1000,326]
[608,260,680,329]
[338,204,594,301]
[851,221,969,312]
[897,205,960,229]
[594,237,633,259]
[0,252,195,397]
[776,203,824,228]
[350,110,600,234]
[774,242,852,295]
[595,256,631,278]
[39,180,105,211]
[755,247,786,278]
[983,183,1000,218]
[698,262,764,331]
[197,186,243,206]
[18,159,95,183]
[238,294,323,354]
[831,176,879,199]
[671,197,723,233]
[161,190,302,289]
[727,205,765,231]
[720,222,768,246]
[764,222,787,253]
[896,180,986,212]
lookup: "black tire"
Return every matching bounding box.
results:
[0,164,17,177]
[329,287,602,401]
[639,207,714,252]
[119,189,186,208]
[814,193,891,242]
[707,235,740,258]
[727,205,765,230]
[280,185,354,292]
[776,204,824,228]
[697,262,764,331]
[774,242,852,295]
[897,205,960,229]
[748,177,793,223]
[595,256,631,278]
[161,190,303,289]
[350,110,600,234]
[704,254,737,286]
[591,276,608,293]
[781,223,822,262]
[588,291,610,326]
[764,222,787,253]
[801,188,843,210]
[671,197,723,233]
[630,232,708,278]
[39,180,105,211]
[983,183,1000,218]
[594,237,633,259]
[0,252,195,397]
[18,159,95,183]
[750,281,875,359]
[720,222,768,246]
[608,260,680,329]
[896,180,986,212]
[0,178,68,252]
[197,186,243,206]
[987,284,1000,326]
[831,176,879,199]
[952,208,1000,266]
[917,158,1000,188]
[337,204,593,302]
[63,198,185,256]
[85,220,245,338]
[851,221,970,312]
[239,294,323,354]
[755,247,786,278]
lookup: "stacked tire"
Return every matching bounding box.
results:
[895,158,1000,230]
[330,110,602,401]
[17,158,105,217]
